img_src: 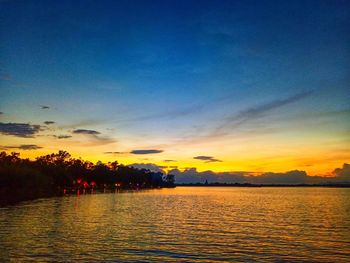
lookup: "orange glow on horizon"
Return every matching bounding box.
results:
[4,146,348,177]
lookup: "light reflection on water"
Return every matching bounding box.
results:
[0,187,350,262]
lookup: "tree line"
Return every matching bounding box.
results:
[0,151,175,205]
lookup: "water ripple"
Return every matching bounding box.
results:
[1,187,350,262]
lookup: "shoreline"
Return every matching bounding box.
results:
[177,183,350,187]
[2,184,350,207]
[0,186,176,207]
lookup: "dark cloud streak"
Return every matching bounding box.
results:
[130,149,163,155]
[54,135,72,139]
[72,129,116,145]
[73,129,101,135]
[1,144,42,150]
[194,155,222,162]
[0,122,41,138]
[44,121,55,125]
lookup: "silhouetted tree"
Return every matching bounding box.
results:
[0,151,175,205]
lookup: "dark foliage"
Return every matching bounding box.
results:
[0,151,175,205]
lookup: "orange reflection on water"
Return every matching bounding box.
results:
[0,187,349,262]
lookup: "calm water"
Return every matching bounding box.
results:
[0,187,350,262]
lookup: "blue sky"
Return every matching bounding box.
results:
[0,0,349,175]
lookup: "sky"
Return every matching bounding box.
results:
[0,0,349,179]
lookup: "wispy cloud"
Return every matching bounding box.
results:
[117,104,206,123]
[112,90,310,126]
[59,119,107,130]
[194,155,222,162]
[228,91,313,126]
[115,92,239,124]
[0,122,41,138]
[195,91,315,139]
[130,149,163,155]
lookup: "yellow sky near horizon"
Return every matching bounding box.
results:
[2,125,348,177]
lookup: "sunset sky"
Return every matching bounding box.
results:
[1,0,349,176]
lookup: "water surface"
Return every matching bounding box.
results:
[1,187,350,262]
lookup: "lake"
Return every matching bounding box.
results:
[1,187,349,262]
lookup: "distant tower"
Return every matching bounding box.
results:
[205,179,208,185]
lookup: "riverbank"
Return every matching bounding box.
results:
[0,185,176,207]
[0,188,56,206]
[177,183,350,187]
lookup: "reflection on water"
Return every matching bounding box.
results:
[1,187,350,262]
